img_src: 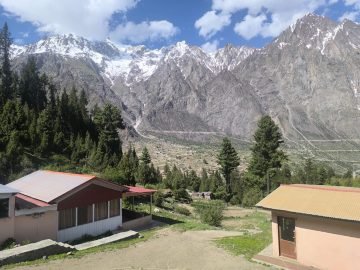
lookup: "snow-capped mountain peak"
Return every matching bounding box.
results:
[11,35,254,86]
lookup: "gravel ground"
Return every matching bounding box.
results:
[14,228,273,270]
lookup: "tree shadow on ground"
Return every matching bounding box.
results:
[152,214,184,225]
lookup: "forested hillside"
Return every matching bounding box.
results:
[0,24,128,183]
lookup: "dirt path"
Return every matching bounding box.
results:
[14,228,273,270]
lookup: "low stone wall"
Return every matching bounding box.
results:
[122,215,152,230]
[0,239,75,267]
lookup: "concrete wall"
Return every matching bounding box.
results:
[58,214,122,242]
[122,215,152,230]
[0,196,15,245]
[0,239,75,267]
[271,212,279,257]
[273,211,360,270]
[14,211,58,243]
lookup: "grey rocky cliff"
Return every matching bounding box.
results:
[10,14,360,143]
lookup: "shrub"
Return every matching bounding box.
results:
[0,238,16,250]
[174,188,192,203]
[242,187,263,207]
[153,191,165,207]
[193,200,225,226]
[229,194,242,205]
[174,205,191,216]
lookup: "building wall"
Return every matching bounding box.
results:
[14,210,58,243]
[57,214,122,242]
[271,212,279,256]
[273,211,360,270]
[57,184,122,210]
[0,196,15,244]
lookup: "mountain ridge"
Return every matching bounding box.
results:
[9,13,360,156]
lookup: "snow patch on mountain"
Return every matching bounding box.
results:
[11,35,254,85]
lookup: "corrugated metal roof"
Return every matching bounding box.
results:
[124,185,156,197]
[15,193,51,207]
[7,170,95,203]
[256,184,360,222]
[0,184,18,194]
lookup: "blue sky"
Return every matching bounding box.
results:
[0,0,359,51]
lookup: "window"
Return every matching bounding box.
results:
[78,205,93,225]
[109,199,120,217]
[278,216,295,242]
[0,198,9,218]
[94,201,108,221]
[59,208,76,230]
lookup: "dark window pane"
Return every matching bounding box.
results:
[0,199,9,218]
[279,217,295,242]
[109,199,120,217]
[78,205,93,225]
[59,208,76,230]
[95,201,108,221]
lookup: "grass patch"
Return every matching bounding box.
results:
[215,211,272,260]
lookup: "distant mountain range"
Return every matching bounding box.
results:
[10,13,360,149]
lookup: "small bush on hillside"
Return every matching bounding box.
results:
[153,191,165,207]
[0,238,16,250]
[174,188,192,203]
[242,187,263,207]
[174,205,191,216]
[193,200,225,227]
[229,194,242,205]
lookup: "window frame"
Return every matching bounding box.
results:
[0,198,9,218]
[58,208,76,230]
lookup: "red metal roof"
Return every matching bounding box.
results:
[15,193,51,207]
[124,185,156,197]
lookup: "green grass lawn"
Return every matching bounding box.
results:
[215,211,272,260]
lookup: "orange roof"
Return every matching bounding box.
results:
[256,184,360,222]
[124,185,156,197]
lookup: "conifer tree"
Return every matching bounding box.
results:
[217,138,240,194]
[0,23,12,104]
[248,115,286,180]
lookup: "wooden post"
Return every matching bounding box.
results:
[150,194,152,215]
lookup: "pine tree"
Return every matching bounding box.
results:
[140,147,151,164]
[0,23,12,104]
[248,115,286,191]
[217,138,240,194]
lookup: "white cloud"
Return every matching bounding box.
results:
[201,40,220,53]
[195,10,231,39]
[110,20,178,43]
[0,0,179,44]
[234,14,267,40]
[339,11,359,21]
[196,0,352,40]
[0,0,138,40]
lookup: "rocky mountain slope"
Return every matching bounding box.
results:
[10,14,360,148]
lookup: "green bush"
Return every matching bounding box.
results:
[0,238,16,250]
[174,188,192,203]
[242,187,263,207]
[153,191,165,207]
[229,194,242,205]
[193,200,225,226]
[174,205,191,216]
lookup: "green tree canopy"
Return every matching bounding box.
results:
[248,115,286,179]
[217,138,240,194]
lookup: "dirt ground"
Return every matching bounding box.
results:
[15,228,273,270]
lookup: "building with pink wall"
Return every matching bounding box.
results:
[257,184,360,270]
[0,170,155,245]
